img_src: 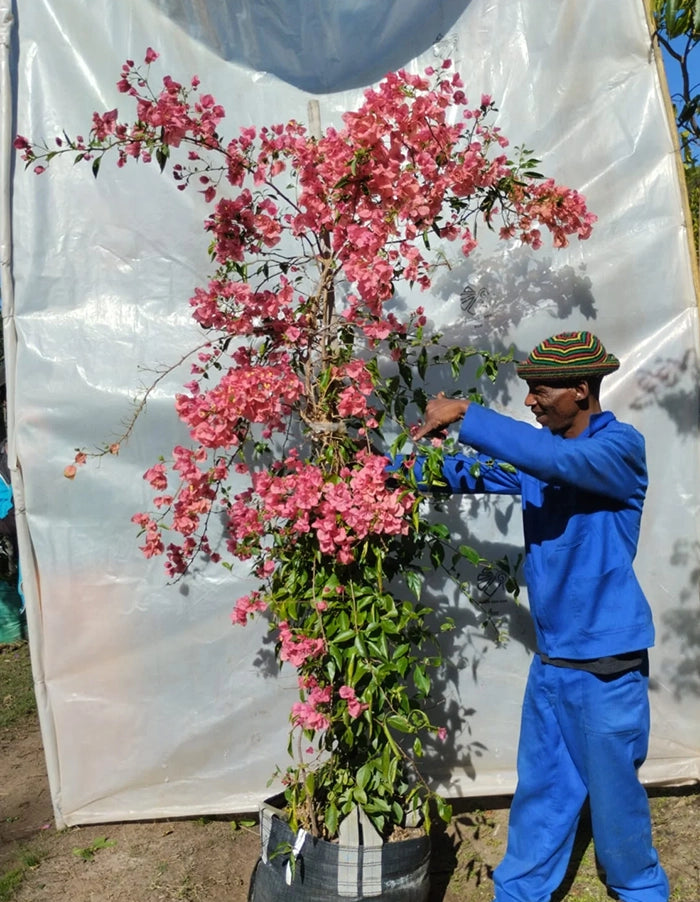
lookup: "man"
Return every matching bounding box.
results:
[413,331,669,902]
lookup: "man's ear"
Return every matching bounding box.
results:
[572,380,591,402]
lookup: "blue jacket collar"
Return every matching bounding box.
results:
[582,410,615,438]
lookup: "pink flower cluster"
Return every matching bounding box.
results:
[227,450,415,566]
[339,684,369,719]
[335,359,377,424]
[291,677,368,734]
[502,179,597,250]
[131,446,231,575]
[131,511,165,558]
[292,675,332,732]
[117,51,224,155]
[14,49,223,173]
[175,360,304,447]
[188,278,302,345]
[231,590,268,626]
[194,64,515,319]
[205,191,282,260]
[15,55,597,375]
[279,622,326,668]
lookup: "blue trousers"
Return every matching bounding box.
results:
[493,656,669,902]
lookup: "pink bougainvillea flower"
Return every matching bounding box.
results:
[339,685,369,719]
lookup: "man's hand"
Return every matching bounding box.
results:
[414,393,470,441]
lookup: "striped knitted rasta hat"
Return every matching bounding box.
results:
[516,331,619,381]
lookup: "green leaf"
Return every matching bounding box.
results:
[72,837,115,861]
[386,714,413,733]
[230,818,257,831]
[356,763,372,790]
[413,665,430,696]
[325,802,339,837]
[412,387,427,410]
[417,347,428,380]
[458,544,482,565]
[156,145,169,172]
[332,629,357,644]
[405,569,423,599]
[354,634,367,656]
[305,771,316,797]
[392,643,411,664]
[429,522,450,540]
[436,796,453,824]
[422,800,432,835]
[398,360,413,388]
[429,542,444,568]
[354,787,368,805]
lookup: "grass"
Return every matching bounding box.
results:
[0,867,23,902]
[0,642,40,901]
[0,851,42,902]
[0,641,35,731]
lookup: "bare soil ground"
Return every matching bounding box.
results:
[1,641,698,902]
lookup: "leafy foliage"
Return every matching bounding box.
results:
[653,0,700,247]
[72,837,116,861]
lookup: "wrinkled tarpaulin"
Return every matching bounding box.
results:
[4,0,699,827]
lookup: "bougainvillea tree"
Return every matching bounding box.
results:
[16,50,595,841]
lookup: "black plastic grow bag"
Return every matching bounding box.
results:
[248,804,431,901]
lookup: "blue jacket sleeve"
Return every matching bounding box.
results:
[430,453,522,494]
[390,453,522,495]
[458,404,646,503]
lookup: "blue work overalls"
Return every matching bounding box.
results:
[415,404,669,901]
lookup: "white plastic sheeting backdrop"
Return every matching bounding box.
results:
[5,0,700,828]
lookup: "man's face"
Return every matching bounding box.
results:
[524,381,586,437]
